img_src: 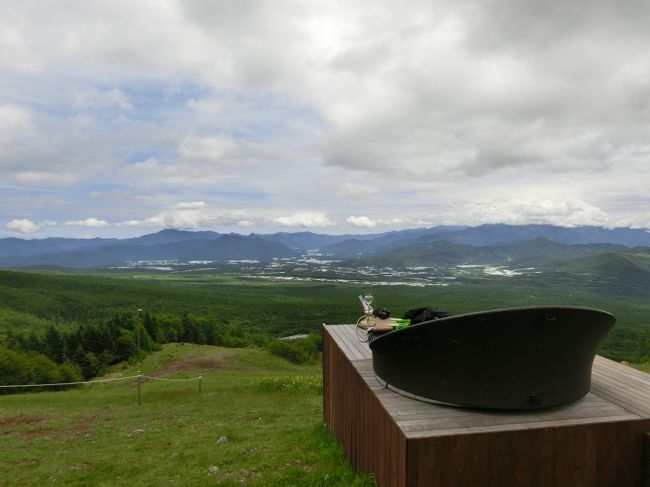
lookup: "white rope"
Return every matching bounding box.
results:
[0,375,141,389]
[1,373,203,389]
[142,375,202,382]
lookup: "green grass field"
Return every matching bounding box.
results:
[0,344,374,486]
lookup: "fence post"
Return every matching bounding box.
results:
[199,376,202,393]
[137,371,142,406]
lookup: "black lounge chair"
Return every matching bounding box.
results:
[369,306,615,410]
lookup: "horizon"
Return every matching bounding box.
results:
[3,222,650,242]
[2,1,650,238]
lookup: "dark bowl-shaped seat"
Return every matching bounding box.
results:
[369,306,615,410]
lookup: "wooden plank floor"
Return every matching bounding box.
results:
[325,324,650,440]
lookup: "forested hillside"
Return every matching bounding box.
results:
[1,268,649,373]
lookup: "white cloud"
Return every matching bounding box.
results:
[6,219,40,234]
[13,171,77,187]
[237,220,255,227]
[335,181,380,198]
[0,21,40,74]
[64,218,110,227]
[431,198,613,228]
[0,104,32,150]
[130,157,160,170]
[178,135,236,163]
[174,201,205,209]
[73,88,133,111]
[272,212,334,228]
[4,219,57,234]
[116,204,253,230]
[347,216,377,228]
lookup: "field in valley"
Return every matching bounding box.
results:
[1,267,649,361]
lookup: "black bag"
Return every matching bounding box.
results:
[403,307,452,325]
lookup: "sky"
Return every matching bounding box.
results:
[1,0,649,238]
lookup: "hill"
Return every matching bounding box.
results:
[319,224,650,258]
[410,224,650,247]
[0,343,373,486]
[359,238,631,268]
[0,234,299,268]
[563,252,650,285]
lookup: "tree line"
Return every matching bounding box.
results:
[1,310,322,393]
[1,312,251,392]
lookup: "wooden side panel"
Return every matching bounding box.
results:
[642,431,650,487]
[324,325,650,486]
[323,326,406,487]
[406,420,650,487]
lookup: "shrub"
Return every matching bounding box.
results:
[266,339,310,364]
[254,375,322,393]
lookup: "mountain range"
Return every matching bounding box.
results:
[1,224,650,269]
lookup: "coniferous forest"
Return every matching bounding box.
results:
[1,264,650,392]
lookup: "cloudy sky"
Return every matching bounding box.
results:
[1,0,649,238]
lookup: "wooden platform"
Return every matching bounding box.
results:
[323,324,650,487]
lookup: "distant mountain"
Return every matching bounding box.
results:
[319,226,467,257]
[0,230,225,262]
[257,231,358,251]
[0,234,298,268]
[359,238,630,268]
[318,224,650,258]
[121,228,221,246]
[1,224,650,269]
[0,236,119,258]
[419,224,650,247]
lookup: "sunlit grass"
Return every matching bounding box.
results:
[0,344,375,486]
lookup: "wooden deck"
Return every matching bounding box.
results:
[323,324,650,487]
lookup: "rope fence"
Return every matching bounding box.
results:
[0,372,203,405]
[142,375,201,382]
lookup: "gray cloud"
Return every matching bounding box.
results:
[1,0,649,236]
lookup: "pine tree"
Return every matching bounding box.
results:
[143,312,160,343]
[44,326,66,364]
[115,329,137,362]
[83,325,105,355]
[26,331,44,354]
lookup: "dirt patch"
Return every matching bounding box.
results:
[23,428,58,439]
[0,415,45,435]
[0,416,45,432]
[22,417,96,439]
[1,415,96,439]
[157,353,239,376]
[62,416,97,438]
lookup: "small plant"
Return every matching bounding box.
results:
[254,375,323,393]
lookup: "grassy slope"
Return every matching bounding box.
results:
[0,344,374,487]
